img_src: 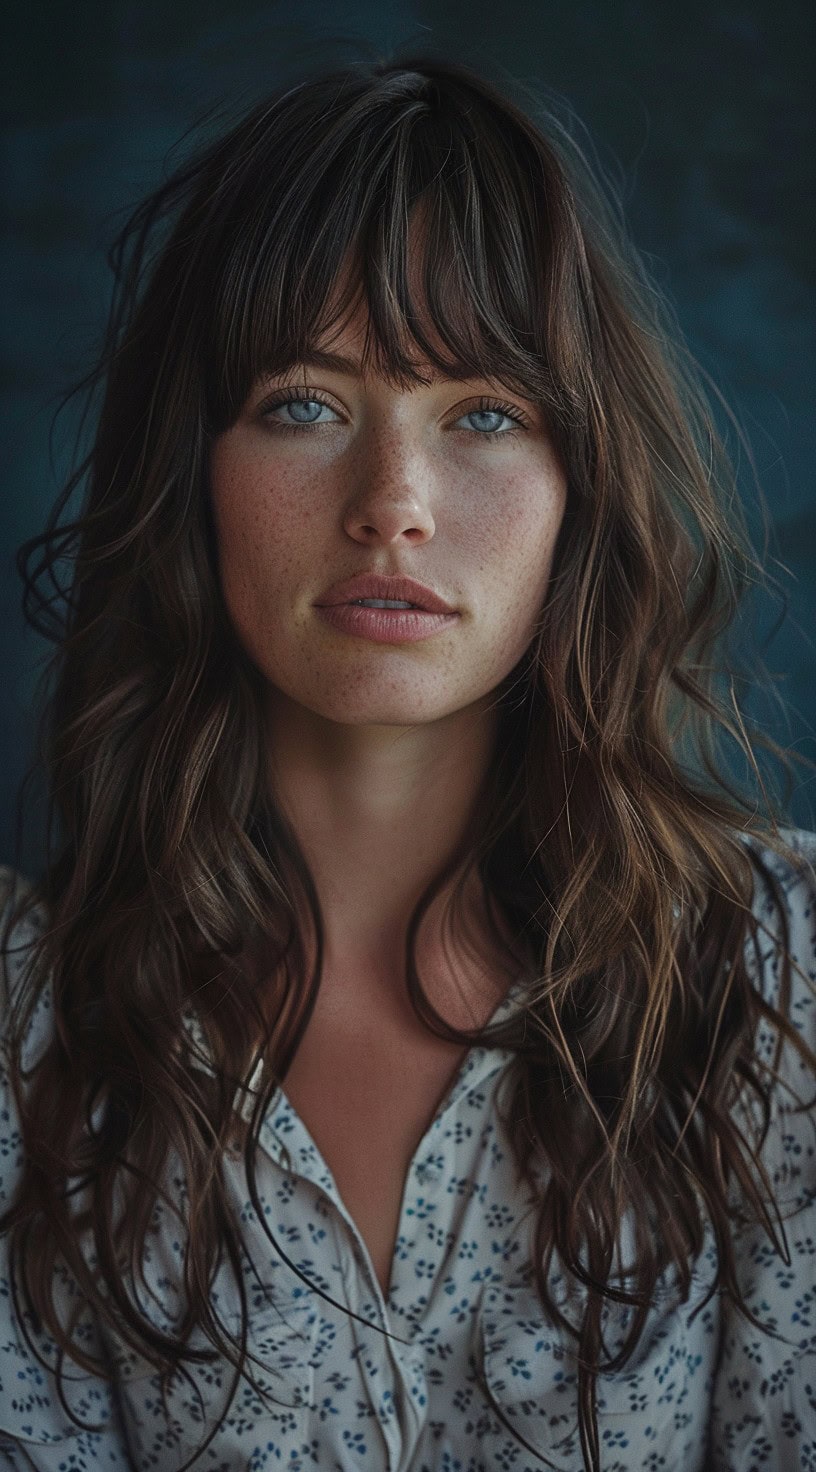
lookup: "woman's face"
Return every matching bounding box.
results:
[208,297,567,731]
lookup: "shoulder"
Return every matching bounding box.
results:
[728,827,816,1221]
[0,873,131,1453]
[0,868,52,1207]
[0,865,58,1220]
[739,821,816,921]
[705,829,816,1467]
[737,824,816,1046]
[0,865,53,1076]
[0,864,46,985]
[740,822,816,903]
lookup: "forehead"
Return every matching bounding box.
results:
[212,200,559,427]
[263,282,520,392]
[269,345,511,389]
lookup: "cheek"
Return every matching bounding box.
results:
[209,444,300,597]
[469,473,566,611]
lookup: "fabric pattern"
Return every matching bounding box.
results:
[0,828,814,1471]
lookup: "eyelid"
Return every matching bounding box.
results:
[256,386,533,427]
[462,394,532,427]
[259,386,339,412]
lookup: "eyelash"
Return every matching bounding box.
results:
[257,389,529,442]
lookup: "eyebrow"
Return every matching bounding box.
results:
[268,348,494,386]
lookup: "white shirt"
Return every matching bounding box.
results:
[1,828,815,1471]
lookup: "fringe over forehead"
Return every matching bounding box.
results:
[187,62,595,436]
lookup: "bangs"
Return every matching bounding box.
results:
[200,79,565,433]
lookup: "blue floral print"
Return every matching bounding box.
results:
[1,827,814,1470]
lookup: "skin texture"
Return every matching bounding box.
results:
[208,286,567,1008]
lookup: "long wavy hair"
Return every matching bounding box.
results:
[2,52,815,1472]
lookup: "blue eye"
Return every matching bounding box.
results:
[261,394,339,428]
[458,404,525,440]
[259,388,527,438]
[459,412,512,432]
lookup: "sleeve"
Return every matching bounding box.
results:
[707,829,816,1471]
[0,867,135,1470]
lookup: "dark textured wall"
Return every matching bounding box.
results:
[2,1,814,871]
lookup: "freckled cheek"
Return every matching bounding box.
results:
[210,456,310,602]
[468,481,564,584]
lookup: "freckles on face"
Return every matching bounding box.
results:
[207,382,568,727]
[210,442,309,613]
[454,462,566,660]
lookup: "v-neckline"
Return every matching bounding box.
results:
[262,970,526,1306]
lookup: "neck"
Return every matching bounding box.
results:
[264,690,509,989]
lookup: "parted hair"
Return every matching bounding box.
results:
[2,52,815,1472]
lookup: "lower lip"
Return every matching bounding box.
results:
[315,603,459,643]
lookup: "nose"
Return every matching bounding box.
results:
[342,447,436,547]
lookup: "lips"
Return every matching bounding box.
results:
[314,573,457,614]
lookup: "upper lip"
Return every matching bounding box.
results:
[314,573,457,614]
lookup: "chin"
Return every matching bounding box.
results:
[262,658,497,729]
[305,695,459,728]
[266,675,477,729]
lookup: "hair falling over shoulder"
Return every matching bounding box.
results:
[2,51,815,1472]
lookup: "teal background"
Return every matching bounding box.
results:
[2,1,815,872]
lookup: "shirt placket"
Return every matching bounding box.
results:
[181,985,521,1472]
[260,1088,424,1471]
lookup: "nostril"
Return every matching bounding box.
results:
[344,506,435,544]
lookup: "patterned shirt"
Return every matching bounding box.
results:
[0,828,815,1471]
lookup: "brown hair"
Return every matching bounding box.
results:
[2,51,814,1471]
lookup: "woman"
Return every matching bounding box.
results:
[1,53,814,1472]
